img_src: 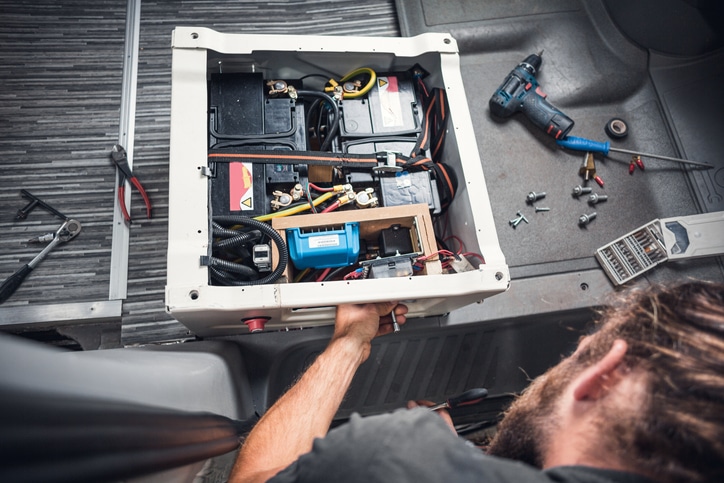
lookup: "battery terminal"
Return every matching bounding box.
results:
[271,183,306,211]
[290,183,304,201]
[342,80,362,95]
[354,188,378,208]
[267,79,290,96]
[336,192,355,207]
[271,190,293,210]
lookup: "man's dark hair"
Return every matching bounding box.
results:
[576,281,724,483]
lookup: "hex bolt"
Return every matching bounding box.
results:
[588,193,608,205]
[526,191,546,203]
[578,212,597,226]
[572,185,592,197]
[516,210,529,224]
[535,206,550,212]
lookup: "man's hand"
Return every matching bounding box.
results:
[407,400,456,433]
[230,301,408,483]
[333,302,408,362]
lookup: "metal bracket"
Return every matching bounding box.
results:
[373,151,403,173]
[200,166,214,177]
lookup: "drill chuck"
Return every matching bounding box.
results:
[489,51,574,139]
[520,52,542,74]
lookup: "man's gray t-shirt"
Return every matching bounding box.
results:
[269,408,653,483]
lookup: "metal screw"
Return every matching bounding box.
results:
[509,210,528,228]
[588,193,608,205]
[578,212,597,226]
[526,191,546,203]
[572,185,592,197]
[535,206,550,212]
[390,309,400,333]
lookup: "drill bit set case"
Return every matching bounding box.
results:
[165,28,509,335]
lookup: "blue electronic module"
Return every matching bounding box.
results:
[286,222,361,269]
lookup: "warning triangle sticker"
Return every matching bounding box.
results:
[241,197,253,209]
[378,78,388,88]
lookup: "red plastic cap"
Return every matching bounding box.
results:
[244,318,268,333]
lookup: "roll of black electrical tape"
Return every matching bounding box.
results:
[605,118,629,139]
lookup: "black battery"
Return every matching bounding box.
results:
[342,138,418,156]
[378,170,442,215]
[208,73,308,217]
[208,73,307,151]
[210,161,268,218]
[339,73,421,138]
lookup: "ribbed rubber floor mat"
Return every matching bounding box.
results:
[230,311,590,420]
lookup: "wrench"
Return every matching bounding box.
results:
[0,219,82,304]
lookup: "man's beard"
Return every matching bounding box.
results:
[486,358,578,468]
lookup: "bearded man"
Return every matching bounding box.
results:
[230,282,724,483]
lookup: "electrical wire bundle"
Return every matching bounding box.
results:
[255,190,337,221]
[206,216,288,286]
[204,66,465,286]
[301,90,340,151]
[410,74,458,214]
[305,68,376,151]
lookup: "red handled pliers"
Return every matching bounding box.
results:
[111,144,151,222]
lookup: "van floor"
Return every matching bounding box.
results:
[1,0,723,399]
[2,0,722,443]
[0,0,399,347]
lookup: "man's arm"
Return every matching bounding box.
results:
[229,302,407,483]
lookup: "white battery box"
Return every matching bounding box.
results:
[165,28,509,335]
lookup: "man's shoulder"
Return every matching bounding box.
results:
[544,466,657,483]
[269,408,548,483]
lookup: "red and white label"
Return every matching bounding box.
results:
[378,76,404,128]
[229,162,254,211]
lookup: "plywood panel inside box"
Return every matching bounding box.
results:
[271,204,441,281]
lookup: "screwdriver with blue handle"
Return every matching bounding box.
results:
[557,136,713,169]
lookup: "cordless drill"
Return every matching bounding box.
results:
[489,51,574,139]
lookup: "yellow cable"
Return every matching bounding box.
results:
[293,267,311,283]
[339,67,377,99]
[254,191,336,222]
